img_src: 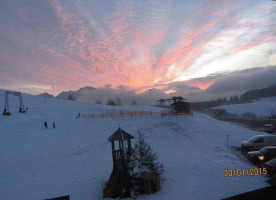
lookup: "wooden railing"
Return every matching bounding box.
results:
[83,110,172,119]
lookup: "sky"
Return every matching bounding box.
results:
[0,0,275,97]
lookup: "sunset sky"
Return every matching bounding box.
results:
[0,0,275,96]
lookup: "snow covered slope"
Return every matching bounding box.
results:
[0,90,269,200]
[210,97,276,118]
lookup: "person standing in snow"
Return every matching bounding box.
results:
[53,121,55,128]
[44,121,48,129]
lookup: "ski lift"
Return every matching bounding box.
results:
[2,91,27,115]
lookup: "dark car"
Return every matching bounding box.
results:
[263,124,275,134]
[247,146,276,163]
[264,158,276,175]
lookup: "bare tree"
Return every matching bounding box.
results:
[68,94,75,101]
[95,99,102,105]
[130,100,137,105]
[115,95,122,106]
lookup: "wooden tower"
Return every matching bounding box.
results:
[103,127,134,198]
[107,127,134,166]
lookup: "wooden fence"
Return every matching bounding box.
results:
[83,110,172,119]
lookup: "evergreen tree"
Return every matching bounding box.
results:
[132,132,164,174]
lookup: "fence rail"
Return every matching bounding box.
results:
[83,110,172,119]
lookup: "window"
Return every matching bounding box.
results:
[254,138,264,143]
[260,148,268,153]
[271,148,276,154]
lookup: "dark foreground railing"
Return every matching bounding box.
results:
[222,185,276,200]
[45,195,70,200]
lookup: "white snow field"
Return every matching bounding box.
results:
[0,90,270,200]
[211,97,276,118]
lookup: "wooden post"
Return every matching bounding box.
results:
[120,141,124,155]
[156,174,161,191]
[128,139,132,157]
[111,141,115,164]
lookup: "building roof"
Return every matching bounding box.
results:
[107,127,134,142]
[171,101,190,106]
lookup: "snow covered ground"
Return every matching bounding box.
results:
[0,90,270,200]
[210,97,276,119]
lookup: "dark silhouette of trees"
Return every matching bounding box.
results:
[193,84,276,110]
[106,99,116,106]
[240,84,276,102]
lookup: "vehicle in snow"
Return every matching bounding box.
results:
[263,124,276,134]
[247,146,276,162]
[264,158,276,175]
[241,135,276,151]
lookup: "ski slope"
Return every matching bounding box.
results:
[211,97,276,119]
[0,90,270,200]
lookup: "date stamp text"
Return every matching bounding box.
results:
[224,168,267,177]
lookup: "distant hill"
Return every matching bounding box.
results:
[240,84,276,102]
[56,86,96,101]
[55,86,170,105]
[36,93,54,98]
[193,84,276,110]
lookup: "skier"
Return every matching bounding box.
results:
[44,121,48,129]
[53,121,55,128]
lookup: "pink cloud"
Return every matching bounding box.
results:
[1,0,275,96]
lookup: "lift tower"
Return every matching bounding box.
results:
[3,91,26,115]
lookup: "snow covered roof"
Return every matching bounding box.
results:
[107,127,134,142]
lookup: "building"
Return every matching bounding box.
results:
[170,100,193,115]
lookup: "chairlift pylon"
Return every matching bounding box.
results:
[2,91,27,115]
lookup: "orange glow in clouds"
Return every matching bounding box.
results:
[189,80,215,90]
[164,89,176,94]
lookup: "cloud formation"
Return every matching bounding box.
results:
[0,0,275,96]
[56,66,276,104]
